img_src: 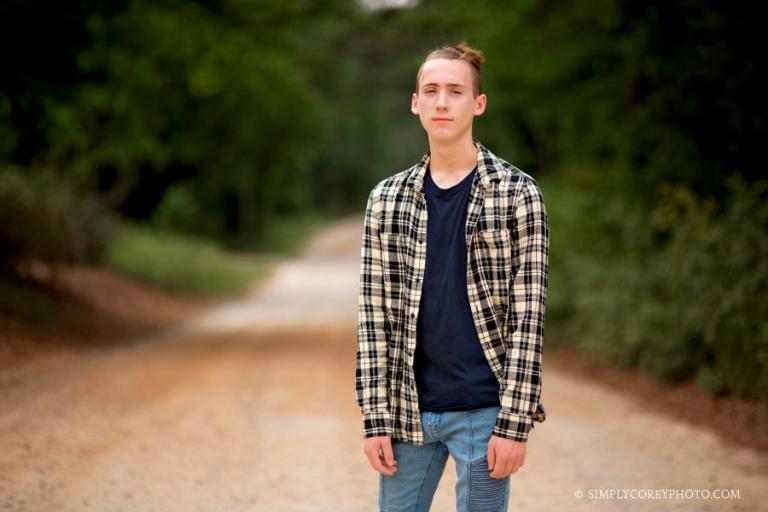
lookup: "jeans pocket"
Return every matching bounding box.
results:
[469,454,508,511]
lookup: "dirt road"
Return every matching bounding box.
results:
[0,216,766,511]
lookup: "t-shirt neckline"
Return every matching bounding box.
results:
[426,165,477,197]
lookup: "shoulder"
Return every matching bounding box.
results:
[366,166,415,208]
[487,151,545,205]
[372,167,412,196]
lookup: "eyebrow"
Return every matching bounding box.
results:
[421,82,467,89]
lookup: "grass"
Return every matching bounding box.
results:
[249,212,334,255]
[106,220,274,296]
[106,214,333,296]
[0,213,334,331]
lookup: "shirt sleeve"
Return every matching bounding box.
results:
[493,178,550,442]
[355,187,393,438]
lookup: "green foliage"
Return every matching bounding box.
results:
[249,212,334,256]
[106,220,271,296]
[151,181,220,235]
[548,170,768,403]
[650,176,768,400]
[1,0,765,409]
[43,0,345,243]
[0,168,115,273]
[0,277,65,326]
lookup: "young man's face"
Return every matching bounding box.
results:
[411,58,487,144]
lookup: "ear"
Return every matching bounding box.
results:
[473,93,487,116]
[411,92,419,115]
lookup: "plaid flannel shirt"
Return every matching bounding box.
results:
[355,140,549,444]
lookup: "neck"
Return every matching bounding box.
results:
[426,135,478,183]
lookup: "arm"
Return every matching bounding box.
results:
[493,178,550,442]
[355,187,392,438]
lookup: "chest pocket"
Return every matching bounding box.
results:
[473,228,512,327]
[378,232,410,330]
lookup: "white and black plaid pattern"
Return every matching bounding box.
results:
[355,140,549,444]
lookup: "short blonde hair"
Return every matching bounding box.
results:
[415,41,485,97]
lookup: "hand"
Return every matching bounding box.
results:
[364,436,398,476]
[487,434,526,479]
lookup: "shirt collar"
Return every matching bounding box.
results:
[406,139,502,193]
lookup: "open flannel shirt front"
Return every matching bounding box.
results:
[355,140,549,445]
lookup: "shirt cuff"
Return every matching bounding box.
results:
[362,410,393,438]
[492,409,534,442]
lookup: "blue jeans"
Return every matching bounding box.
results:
[379,405,510,512]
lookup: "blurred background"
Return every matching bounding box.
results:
[0,0,767,508]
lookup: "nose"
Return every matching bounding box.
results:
[436,90,449,110]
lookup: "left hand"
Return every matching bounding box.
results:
[487,434,526,479]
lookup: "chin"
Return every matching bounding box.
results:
[427,129,463,142]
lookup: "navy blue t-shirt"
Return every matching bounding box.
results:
[414,164,501,411]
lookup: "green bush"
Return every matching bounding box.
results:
[649,175,768,401]
[0,168,115,275]
[0,277,64,326]
[151,181,223,236]
[549,171,768,406]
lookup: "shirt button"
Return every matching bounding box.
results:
[410,313,416,320]
[419,238,424,244]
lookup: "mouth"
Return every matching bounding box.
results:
[432,118,453,122]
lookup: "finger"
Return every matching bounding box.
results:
[366,445,396,476]
[487,443,496,472]
[370,452,396,476]
[492,456,512,479]
[502,459,515,478]
[381,438,398,468]
[489,455,503,479]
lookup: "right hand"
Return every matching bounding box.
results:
[364,436,398,476]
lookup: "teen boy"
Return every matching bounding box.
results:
[355,41,549,512]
